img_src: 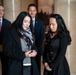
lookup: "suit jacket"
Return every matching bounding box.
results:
[33,18,44,56]
[3,27,39,75]
[0,18,11,45]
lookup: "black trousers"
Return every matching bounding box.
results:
[23,66,31,75]
[36,55,41,75]
[0,52,9,75]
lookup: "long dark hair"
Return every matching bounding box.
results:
[11,11,33,32]
[48,14,71,45]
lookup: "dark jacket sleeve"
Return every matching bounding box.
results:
[50,35,69,69]
[43,43,49,63]
[3,28,25,61]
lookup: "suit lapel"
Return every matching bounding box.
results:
[11,28,21,49]
[2,18,8,32]
[34,18,38,30]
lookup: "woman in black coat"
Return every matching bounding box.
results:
[3,12,39,75]
[43,14,71,75]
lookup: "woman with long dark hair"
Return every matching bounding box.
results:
[43,14,71,75]
[3,11,39,75]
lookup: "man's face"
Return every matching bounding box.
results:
[0,6,4,18]
[28,6,37,19]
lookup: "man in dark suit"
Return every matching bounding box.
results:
[0,5,11,75]
[27,4,44,75]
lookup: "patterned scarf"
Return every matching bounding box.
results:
[18,27,34,44]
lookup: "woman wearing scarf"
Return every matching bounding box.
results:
[3,11,39,75]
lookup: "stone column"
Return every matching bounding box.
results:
[3,0,21,22]
[54,0,76,75]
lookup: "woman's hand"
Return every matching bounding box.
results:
[29,50,37,57]
[44,62,52,71]
[25,50,37,57]
[25,50,32,57]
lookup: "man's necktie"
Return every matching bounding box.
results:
[32,20,35,28]
[0,19,2,31]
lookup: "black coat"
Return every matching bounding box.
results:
[43,33,70,75]
[0,18,11,44]
[0,18,11,75]
[3,27,39,75]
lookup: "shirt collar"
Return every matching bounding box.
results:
[32,18,35,21]
[0,18,3,23]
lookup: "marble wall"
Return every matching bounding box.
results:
[21,0,35,11]
[70,0,76,74]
